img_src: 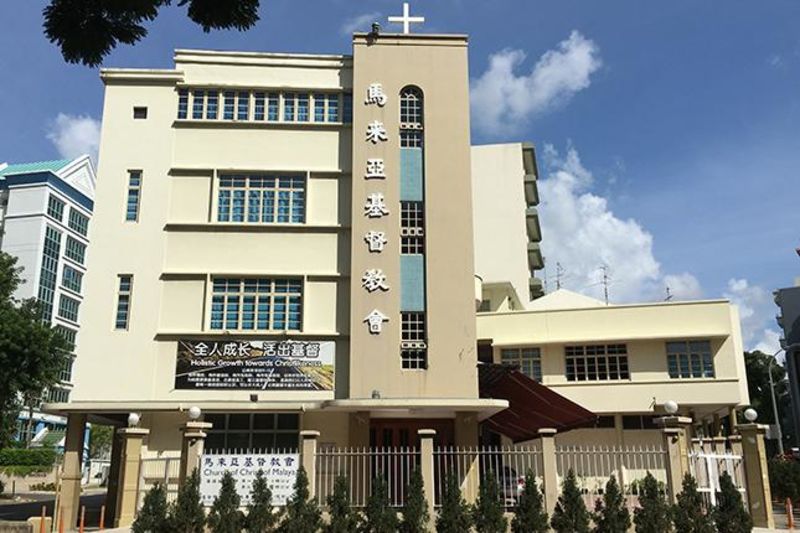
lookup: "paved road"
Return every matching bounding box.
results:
[0,493,107,528]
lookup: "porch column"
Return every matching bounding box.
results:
[60,413,87,532]
[659,416,691,504]
[104,428,124,527]
[114,427,149,528]
[179,421,212,486]
[738,424,774,529]
[417,429,436,526]
[300,430,320,499]
[454,413,479,503]
[538,428,558,516]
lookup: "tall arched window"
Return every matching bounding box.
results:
[400,87,424,148]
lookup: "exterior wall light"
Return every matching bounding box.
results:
[188,406,201,420]
[664,400,679,415]
[744,408,758,422]
[127,412,141,427]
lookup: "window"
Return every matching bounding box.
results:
[500,347,542,382]
[55,325,77,352]
[667,341,714,379]
[283,93,295,121]
[596,416,616,428]
[401,201,425,254]
[326,94,339,122]
[237,92,249,120]
[267,93,279,121]
[65,236,86,265]
[400,87,423,125]
[47,195,65,221]
[38,226,61,322]
[125,171,142,222]
[178,89,189,119]
[59,357,74,383]
[58,294,80,323]
[343,93,353,123]
[46,387,70,403]
[401,311,427,369]
[217,175,305,224]
[565,344,629,381]
[192,90,205,119]
[207,91,219,119]
[62,265,83,294]
[115,275,132,330]
[313,93,325,122]
[622,415,658,430]
[210,278,302,331]
[254,92,265,121]
[133,107,148,119]
[68,208,89,236]
[297,93,309,122]
[204,413,299,452]
[223,91,235,120]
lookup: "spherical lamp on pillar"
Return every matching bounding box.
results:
[664,400,679,415]
[127,412,140,428]
[744,408,758,423]
[188,406,202,421]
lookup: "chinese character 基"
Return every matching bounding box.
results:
[365,83,388,106]
[364,230,388,252]
[366,120,388,144]
[366,158,386,179]
[362,269,390,292]
[364,309,389,334]
[364,193,389,218]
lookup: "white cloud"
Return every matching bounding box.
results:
[471,31,602,135]
[340,12,381,35]
[724,278,782,354]
[46,113,100,165]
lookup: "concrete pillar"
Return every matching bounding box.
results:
[454,412,479,502]
[658,416,692,504]
[300,430,320,498]
[179,421,212,486]
[60,413,87,532]
[418,429,436,525]
[113,427,149,528]
[538,428,558,516]
[738,424,774,529]
[104,428,124,527]
[614,414,624,446]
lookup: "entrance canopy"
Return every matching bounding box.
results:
[478,364,597,442]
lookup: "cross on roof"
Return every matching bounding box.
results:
[388,3,425,34]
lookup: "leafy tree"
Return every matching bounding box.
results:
[436,472,472,533]
[132,483,170,533]
[713,472,752,533]
[168,469,206,533]
[0,252,70,448]
[472,472,507,533]
[89,425,114,459]
[278,466,321,533]
[633,472,671,533]
[769,457,800,504]
[326,475,359,533]
[743,350,795,453]
[208,470,244,533]
[511,470,548,533]
[361,474,398,533]
[550,469,590,533]
[248,469,277,533]
[43,0,261,67]
[400,467,429,533]
[593,475,630,533]
[672,474,714,533]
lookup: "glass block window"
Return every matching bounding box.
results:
[267,93,279,121]
[327,94,339,122]
[254,92,265,121]
[55,325,77,352]
[207,91,219,119]
[223,91,235,120]
[401,311,427,369]
[217,175,305,224]
[126,170,142,222]
[61,265,83,294]
[68,208,89,236]
[65,236,86,265]
[343,93,353,123]
[297,94,309,122]
[210,278,302,331]
[115,275,132,330]
[38,226,61,322]
[313,93,325,122]
[283,93,295,121]
[500,347,542,382]
[565,344,629,381]
[192,90,205,119]
[204,413,300,452]
[667,340,714,378]
[237,92,249,120]
[401,201,425,254]
[47,195,65,221]
[58,294,80,323]
[178,89,189,119]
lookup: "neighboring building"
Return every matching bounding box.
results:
[775,281,800,444]
[0,156,95,443]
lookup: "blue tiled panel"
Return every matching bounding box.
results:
[400,148,423,201]
[401,255,425,311]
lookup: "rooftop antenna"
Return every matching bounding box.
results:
[600,264,611,305]
[665,286,673,301]
[556,262,565,290]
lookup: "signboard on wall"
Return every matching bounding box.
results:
[174,339,335,391]
[200,452,299,506]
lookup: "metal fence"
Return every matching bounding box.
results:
[137,456,181,509]
[555,443,669,509]
[314,446,420,508]
[433,445,543,510]
[689,448,747,508]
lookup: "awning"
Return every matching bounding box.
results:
[478,364,597,442]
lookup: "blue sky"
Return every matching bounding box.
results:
[0,0,798,351]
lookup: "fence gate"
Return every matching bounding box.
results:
[689,450,746,507]
[137,457,181,509]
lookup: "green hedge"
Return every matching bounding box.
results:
[0,448,58,475]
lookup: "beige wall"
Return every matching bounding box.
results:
[348,34,478,401]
